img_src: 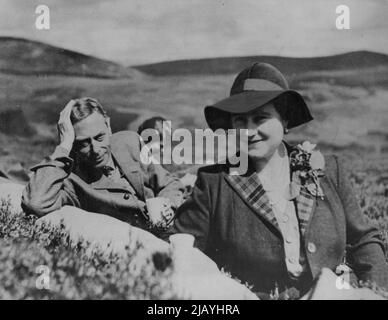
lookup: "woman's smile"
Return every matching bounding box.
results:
[248,138,263,144]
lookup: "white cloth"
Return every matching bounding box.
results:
[37,206,168,255]
[38,206,258,300]
[171,246,258,299]
[300,268,386,300]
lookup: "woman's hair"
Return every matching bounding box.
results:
[70,97,107,125]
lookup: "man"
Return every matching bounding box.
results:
[22,98,185,232]
[137,116,167,146]
[137,116,173,171]
[137,116,197,192]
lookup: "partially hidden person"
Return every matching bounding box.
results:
[137,116,197,195]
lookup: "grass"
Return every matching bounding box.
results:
[349,158,388,256]
[0,199,177,300]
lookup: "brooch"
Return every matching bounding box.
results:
[290,141,325,199]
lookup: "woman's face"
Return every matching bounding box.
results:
[231,102,287,161]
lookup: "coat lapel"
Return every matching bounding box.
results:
[294,188,315,236]
[118,163,145,199]
[110,137,145,200]
[285,142,316,237]
[225,171,280,232]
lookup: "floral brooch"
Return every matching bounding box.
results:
[290,141,325,199]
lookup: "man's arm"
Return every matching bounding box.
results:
[22,100,79,217]
[332,155,388,289]
[22,146,80,217]
[146,162,185,209]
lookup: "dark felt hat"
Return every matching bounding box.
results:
[204,63,313,131]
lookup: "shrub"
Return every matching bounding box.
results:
[0,199,177,300]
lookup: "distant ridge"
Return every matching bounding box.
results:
[0,37,137,78]
[133,51,388,76]
[2,37,388,79]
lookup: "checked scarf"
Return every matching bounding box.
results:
[225,169,315,237]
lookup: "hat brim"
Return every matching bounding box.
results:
[204,90,313,131]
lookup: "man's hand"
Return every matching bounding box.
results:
[57,100,76,152]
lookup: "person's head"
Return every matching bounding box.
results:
[70,97,112,169]
[231,97,288,161]
[138,116,168,154]
[205,62,313,162]
[138,116,166,143]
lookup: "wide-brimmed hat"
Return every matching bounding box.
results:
[204,63,313,131]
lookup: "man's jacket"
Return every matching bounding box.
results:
[22,131,184,228]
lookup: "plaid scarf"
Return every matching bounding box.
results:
[225,165,315,237]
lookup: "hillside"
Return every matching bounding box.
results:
[133,51,388,76]
[0,37,137,79]
[0,38,387,170]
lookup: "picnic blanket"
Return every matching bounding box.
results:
[37,206,258,300]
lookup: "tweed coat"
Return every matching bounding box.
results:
[163,146,388,298]
[22,131,184,229]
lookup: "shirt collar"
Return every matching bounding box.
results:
[104,155,115,171]
[258,142,290,191]
[101,155,116,176]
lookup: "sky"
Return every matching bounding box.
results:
[0,0,387,65]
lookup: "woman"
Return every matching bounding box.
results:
[165,63,388,299]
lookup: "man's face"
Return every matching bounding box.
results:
[73,112,112,169]
[154,120,168,151]
[231,102,286,161]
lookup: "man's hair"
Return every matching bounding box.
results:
[70,97,107,125]
[137,116,166,144]
[137,116,166,135]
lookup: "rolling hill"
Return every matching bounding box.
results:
[0,37,387,169]
[2,37,388,81]
[133,51,388,76]
[0,37,138,79]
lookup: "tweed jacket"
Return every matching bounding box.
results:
[22,131,184,229]
[163,147,388,298]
